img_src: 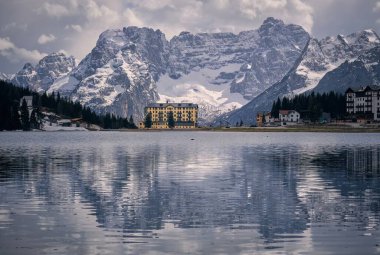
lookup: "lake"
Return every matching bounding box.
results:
[0,131,379,254]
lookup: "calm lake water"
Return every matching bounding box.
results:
[0,131,380,255]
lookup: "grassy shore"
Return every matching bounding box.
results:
[107,124,380,133]
[207,126,380,133]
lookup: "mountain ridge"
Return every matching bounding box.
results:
[218,28,380,125]
[5,18,380,124]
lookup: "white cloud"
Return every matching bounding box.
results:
[374,2,380,12]
[0,37,46,64]
[0,37,15,50]
[123,8,144,27]
[38,34,56,44]
[113,0,314,38]
[40,2,71,17]
[1,22,28,32]
[286,0,314,32]
[65,24,83,32]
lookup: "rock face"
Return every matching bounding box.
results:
[158,17,309,122]
[9,18,309,121]
[44,18,309,121]
[0,72,11,81]
[11,52,76,93]
[220,29,380,125]
[314,46,380,94]
[68,27,167,118]
[8,19,379,123]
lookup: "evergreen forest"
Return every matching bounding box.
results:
[0,80,137,131]
[271,92,346,122]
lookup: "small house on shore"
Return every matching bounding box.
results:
[256,112,272,127]
[279,110,300,125]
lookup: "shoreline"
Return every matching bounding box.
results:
[101,126,380,133]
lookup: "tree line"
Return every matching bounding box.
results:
[0,80,137,131]
[271,91,346,122]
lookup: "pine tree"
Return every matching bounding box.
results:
[144,112,152,128]
[20,99,30,131]
[29,109,38,129]
[10,103,21,130]
[128,115,137,128]
[129,115,134,125]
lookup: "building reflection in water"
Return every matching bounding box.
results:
[0,133,380,254]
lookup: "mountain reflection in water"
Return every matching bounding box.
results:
[0,132,379,255]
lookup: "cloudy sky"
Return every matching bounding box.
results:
[0,0,379,73]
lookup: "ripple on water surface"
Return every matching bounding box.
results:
[0,131,380,254]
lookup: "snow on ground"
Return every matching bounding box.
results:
[42,123,88,131]
[156,64,248,122]
[43,125,88,131]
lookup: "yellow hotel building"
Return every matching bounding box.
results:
[140,103,199,129]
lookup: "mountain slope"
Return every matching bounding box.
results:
[314,46,380,94]
[0,73,11,81]
[157,17,309,122]
[69,27,167,118]
[220,29,380,125]
[11,52,77,94]
[8,20,379,123]
[47,18,309,121]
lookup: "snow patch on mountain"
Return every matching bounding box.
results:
[48,76,79,96]
[11,52,77,93]
[220,29,380,125]
[292,62,337,94]
[157,64,248,122]
[0,73,11,81]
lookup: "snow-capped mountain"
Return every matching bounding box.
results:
[314,45,380,94]
[220,29,380,125]
[67,27,168,118]
[46,17,308,121]
[11,52,77,94]
[7,18,380,124]
[156,17,309,122]
[0,72,11,81]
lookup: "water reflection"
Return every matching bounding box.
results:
[0,132,380,254]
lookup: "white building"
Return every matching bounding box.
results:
[279,110,300,123]
[346,86,380,121]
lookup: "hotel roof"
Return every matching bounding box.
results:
[346,85,380,93]
[147,103,198,108]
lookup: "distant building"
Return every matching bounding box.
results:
[141,103,198,129]
[279,110,300,124]
[256,112,271,127]
[57,119,71,127]
[346,86,380,121]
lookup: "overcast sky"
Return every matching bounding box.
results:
[0,0,379,73]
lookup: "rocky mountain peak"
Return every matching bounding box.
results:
[220,27,380,126]
[258,17,286,34]
[11,52,76,92]
[8,18,379,125]
[262,17,285,26]
[22,63,34,71]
